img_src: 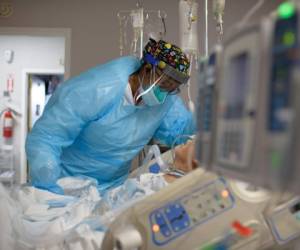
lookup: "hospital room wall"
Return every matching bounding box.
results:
[0,0,284,103]
[0,35,65,183]
[0,36,65,111]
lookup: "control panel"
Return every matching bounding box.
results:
[149,178,235,245]
[102,169,277,250]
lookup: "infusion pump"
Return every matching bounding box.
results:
[204,2,300,195]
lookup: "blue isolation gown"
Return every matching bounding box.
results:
[26,56,195,193]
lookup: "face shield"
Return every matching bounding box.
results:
[155,67,182,95]
[136,66,182,106]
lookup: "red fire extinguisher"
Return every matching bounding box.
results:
[2,110,13,149]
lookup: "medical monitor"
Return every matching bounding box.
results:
[210,6,300,194]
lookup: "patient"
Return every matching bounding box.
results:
[164,140,198,183]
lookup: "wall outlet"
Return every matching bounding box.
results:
[4,49,14,63]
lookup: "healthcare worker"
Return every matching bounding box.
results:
[26,38,195,194]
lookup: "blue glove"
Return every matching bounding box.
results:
[35,184,64,195]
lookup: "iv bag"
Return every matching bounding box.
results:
[179,0,199,53]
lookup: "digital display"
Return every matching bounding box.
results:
[224,53,250,119]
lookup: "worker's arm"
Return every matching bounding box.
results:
[26,83,99,194]
[153,95,196,147]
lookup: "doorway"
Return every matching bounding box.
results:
[28,73,64,130]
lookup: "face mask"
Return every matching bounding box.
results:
[136,70,167,106]
[140,85,168,106]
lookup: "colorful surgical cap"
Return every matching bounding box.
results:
[143,38,190,84]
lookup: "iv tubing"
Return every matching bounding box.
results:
[187,54,195,112]
[140,8,144,58]
[205,0,208,57]
[239,0,266,27]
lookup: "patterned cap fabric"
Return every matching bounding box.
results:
[143,38,190,84]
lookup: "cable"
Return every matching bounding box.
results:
[187,54,195,113]
[239,0,266,27]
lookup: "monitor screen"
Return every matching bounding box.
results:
[224,53,250,119]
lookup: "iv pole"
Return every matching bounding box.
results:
[117,2,167,58]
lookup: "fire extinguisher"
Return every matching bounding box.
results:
[2,110,13,150]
